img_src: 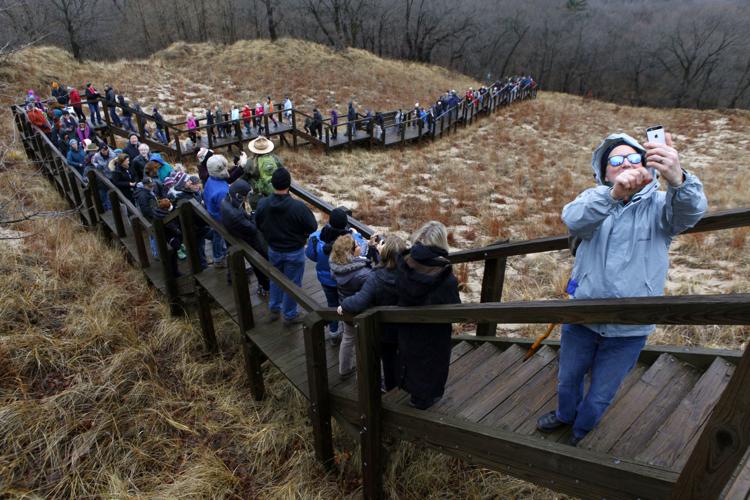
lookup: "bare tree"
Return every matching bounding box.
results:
[47,0,101,60]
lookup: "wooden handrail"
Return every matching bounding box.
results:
[371,293,750,325]
[447,207,750,264]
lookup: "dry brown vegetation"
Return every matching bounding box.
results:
[1,39,748,498]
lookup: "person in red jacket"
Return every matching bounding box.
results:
[69,87,85,121]
[241,105,252,135]
[26,104,51,135]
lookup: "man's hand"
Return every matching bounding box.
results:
[337,306,344,316]
[644,132,684,187]
[611,166,653,200]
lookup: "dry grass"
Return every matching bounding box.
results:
[1,39,748,498]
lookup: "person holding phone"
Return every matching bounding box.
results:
[536,131,707,445]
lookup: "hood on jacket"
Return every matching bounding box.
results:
[107,158,117,172]
[397,244,453,305]
[329,256,369,276]
[206,154,229,179]
[320,224,350,254]
[591,133,656,188]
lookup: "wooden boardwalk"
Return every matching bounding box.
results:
[79,87,526,160]
[14,100,750,500]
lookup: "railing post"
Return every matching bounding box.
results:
[108,190,126,238]
[303,312,334,467]
[102,97,116,146]
[83,186,99,226]
[229,249,265,399]
[67,171,84,220]
[86,171,105,216]
[135,111,145,143]
[355,311,384,500]
[152,217,181,316]
[291,110,298,150]
[476,255,507,336]
[347,118,353,152]
[670,345,750,499]
[174,131,183,163]
[130,216,150,268]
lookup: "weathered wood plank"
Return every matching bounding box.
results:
[433,344,525,415]
[458,346,557,422]
[580,354,691,455]
[481,357,559,427]
[608,365,700,458]
[638,357,735,469]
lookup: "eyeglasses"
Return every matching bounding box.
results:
[607,153,642,168]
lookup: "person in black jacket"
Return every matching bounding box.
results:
[172,175,210,269]
[255,168,317,325]
[220,180,270,295]
[339,235,407,389]
[109,153,136,202]
[134,177,182,276]
[123,134,140,161]
[396,221,461,409]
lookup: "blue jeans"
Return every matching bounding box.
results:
[109,106,122,127]
[88,103,103,124]
[155,128,167,144]
[321,284,340,334]
[268,247,306,320]
[211,229,226,262]
[556,324,647,439]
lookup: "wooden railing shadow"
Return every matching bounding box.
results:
[12,99,748,500]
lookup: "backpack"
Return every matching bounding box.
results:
[254,154,283,196]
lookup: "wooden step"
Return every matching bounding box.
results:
[579,353,697,454]
[433,344,525,415]
[607,362,701,458]
[481,356,559,429]
[636,357,735,470]
[457,345,557,422]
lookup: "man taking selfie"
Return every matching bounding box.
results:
[536,131,707,445]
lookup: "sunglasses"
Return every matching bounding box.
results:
[608,153,642,168]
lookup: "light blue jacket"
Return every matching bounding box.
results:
[562,133,707,337]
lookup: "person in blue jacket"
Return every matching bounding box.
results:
[65,139,85,175]
[537,132,707,445]
[305,207,368,345]
[203,154,231,267]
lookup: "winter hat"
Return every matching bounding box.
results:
[169,171,186,189]
[188,175,200,184]
[229,179,252,200]
[271,167,291,191]
[69,139,78,147]
[53,108,63,118]
[196,147,209,162]
[206,154,229,179]
[329,207,349,230]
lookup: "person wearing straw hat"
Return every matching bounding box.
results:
[244,136,284,210]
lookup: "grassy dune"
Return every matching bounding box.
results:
[0,39,748,498]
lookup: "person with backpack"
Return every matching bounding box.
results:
[244,136,283,209]
[117,95,137,133]
[203,154,231,267]
[306,207,369,345]
[104,85,122,127]
[51,82,69,105]
[152,107,168,144]
[265,96,278,129]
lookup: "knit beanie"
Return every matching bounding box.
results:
[271,167,291,190]
[329,207,349,230]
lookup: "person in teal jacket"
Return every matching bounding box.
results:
[537,132,707,445]
[149,152,173,182]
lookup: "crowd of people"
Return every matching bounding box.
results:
[23,75,536,156]
[22,74,711,442]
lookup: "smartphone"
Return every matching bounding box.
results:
[646,125,666,145]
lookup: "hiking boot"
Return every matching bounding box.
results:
[256,286,269,298]
[537,411,569,433]
[569,435,582,447]
[213,258,227,268]
[268,310,281,323]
